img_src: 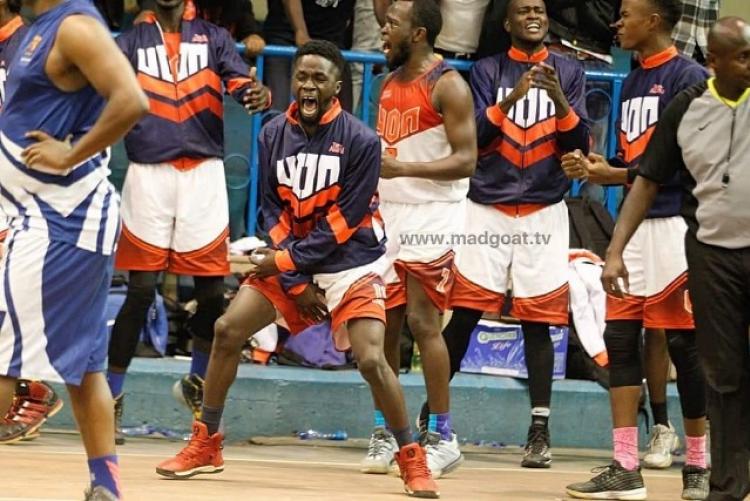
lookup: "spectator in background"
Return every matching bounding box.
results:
[374,0,511,60]
[672,0,719,64]
[351,0,381,113]
[94,0,125,29]
[546,0,620,63]
[264,0,355,112]
[435,0,494,61]
[138,0,266,57]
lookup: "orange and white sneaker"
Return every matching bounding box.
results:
[23,381,64,419]
[155,421,224,479]
[395,443,439,498]
[0,380,63,443]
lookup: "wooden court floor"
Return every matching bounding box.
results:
[0,432,687,500]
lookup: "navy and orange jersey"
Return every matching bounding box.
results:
[116,1,255,169]
[259,100,386,293]
[377,59,468,204]
[469,47,590,207]
[616,46,708,218]
[0,16,27,109]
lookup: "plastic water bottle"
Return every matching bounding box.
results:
[297,429,348,441]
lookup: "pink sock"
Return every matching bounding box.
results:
[613,427,639,471]
[686,435,707,468]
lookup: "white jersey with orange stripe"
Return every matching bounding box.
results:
[377,60,469,204]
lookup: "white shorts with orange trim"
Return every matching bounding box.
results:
[115,159,229,276]
[451,200,569,325]
[244,256,388,351]
[380,200,464,311]
[606,216,693,329]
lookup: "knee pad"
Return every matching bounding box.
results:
[189,277,225,342]
[108,274,158,368]
[667,329,707,419]
[604,320,643,387]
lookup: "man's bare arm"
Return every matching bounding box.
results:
[600,176,659,296]
[282,0,311,46]
[49,16,147,167]
[381,72,477,180]
[373,0,391,27]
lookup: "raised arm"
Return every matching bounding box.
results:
[381,71,477,180]
[373,0,391,27]
[471,58,533,150]
[214,27,270,113]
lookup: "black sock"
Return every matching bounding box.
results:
[650,401,669,427]
[391,426,414,448]
[201,405,224,435]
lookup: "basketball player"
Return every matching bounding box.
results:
[0,0,64,446]
[361,0,477,478]
[0,0,148,498]
[106,0,269,444]
[564,0,709,498]
[422,0,590,469]
[155,40,439,498]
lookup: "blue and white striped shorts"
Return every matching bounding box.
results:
[0,229,114,385]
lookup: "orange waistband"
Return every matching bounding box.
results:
[493,203,548,217]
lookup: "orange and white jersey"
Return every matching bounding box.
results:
[377,60,468,204]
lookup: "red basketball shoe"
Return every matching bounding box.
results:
[395,442,439,498]
[156,421,224,479]
[0,380,61,443]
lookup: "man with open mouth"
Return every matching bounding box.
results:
[156,39,440,499]
[361,0,477,481]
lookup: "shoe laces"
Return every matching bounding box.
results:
[176,432,214,463]
[684,467,708,489]
[401,448,431,482]
[366,430,393,458]
[184,376,204,408]
[650,426,672,452]
[588,463,620,482]
[114,397,124,421]
[526,425,549,454]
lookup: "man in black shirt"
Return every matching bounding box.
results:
[264,0,355,111]
[601,17,750,501]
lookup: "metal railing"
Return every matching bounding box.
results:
[241,44,626,235]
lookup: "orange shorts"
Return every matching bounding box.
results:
[244,258,387,351]
[385,252,455,311]
[606,217,693,329]
[380,200,462,311]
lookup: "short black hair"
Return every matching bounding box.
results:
[293,40,346,79]
[649,0,683,30]
[7,0,21,14]
[406,0,442,46]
